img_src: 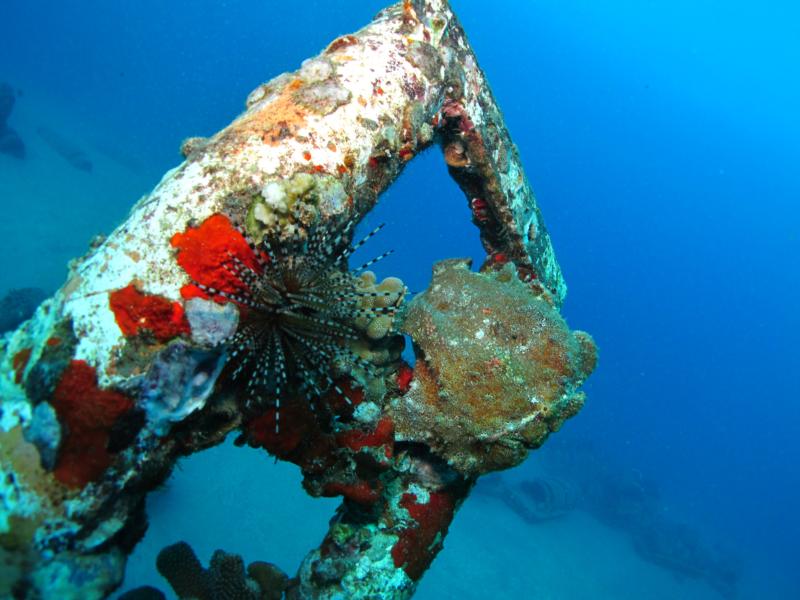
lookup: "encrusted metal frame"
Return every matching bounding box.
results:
[0,2,595,598]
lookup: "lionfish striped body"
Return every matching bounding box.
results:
[197,219,399,431]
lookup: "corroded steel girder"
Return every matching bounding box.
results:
[0,1,593,598]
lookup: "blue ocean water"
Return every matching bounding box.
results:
[1,1,798,598]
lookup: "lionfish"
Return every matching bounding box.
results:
[196,218,402,431]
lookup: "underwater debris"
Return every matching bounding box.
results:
[36,126,93,172]
[0,1,594,597]
[0,82,15,125]
[524,443,744,599]
[477,474,580,523]
[0,126,25,159]
[631,521,741,599]
[0,82,25,159]
[581,467,742,599]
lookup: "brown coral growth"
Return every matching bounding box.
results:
[393,258,596,476]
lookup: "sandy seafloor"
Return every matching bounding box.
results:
[111,436,796,600]
[2,67,799,600]
[123,442,703,600]
[108,438,797,600]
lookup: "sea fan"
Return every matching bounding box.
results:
[195,219,402,431]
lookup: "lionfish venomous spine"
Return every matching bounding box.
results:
[196,218,403,431]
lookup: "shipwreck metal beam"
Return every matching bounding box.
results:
[0,1,591,598]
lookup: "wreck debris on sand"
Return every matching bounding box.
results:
[0,82,25,159]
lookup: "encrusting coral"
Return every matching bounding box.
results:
[0,82,25,159]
